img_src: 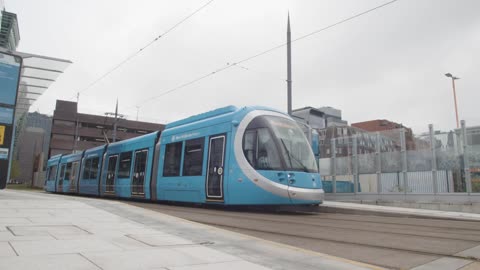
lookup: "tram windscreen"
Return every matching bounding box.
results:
[242,115,318,173]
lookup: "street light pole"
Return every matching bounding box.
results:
[445,73,460,128]
[286,13,292,115]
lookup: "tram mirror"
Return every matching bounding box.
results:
[0,51,23,189]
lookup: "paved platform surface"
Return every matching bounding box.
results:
[322,201,480,221]
[0,190,380,270]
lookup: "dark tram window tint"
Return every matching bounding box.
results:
[90,157,99,179]
[71,161,79,181]
[48,166,57,180]
[243,130,257,167]
[83,159,92,179]
[118,152,132,178]
[106,155,118,193]
[64,163,72,180]
[242,128,282,170]
[183,138,204,176]
[132,150,148,194]
[163,142,182,177]
[60,165,66,179]
[134,151,147,175]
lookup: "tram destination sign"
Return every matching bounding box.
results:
[0,51,22,189]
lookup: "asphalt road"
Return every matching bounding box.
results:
[127,202,480,269]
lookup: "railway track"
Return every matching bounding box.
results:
[128,201,480,269]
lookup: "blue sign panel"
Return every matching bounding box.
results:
[0,54,21,106]
[0,148,8,160]
[0,107,14,124]
[0,52,22,189]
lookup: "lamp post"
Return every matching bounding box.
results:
[445,73,460,128]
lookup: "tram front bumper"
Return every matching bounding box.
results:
[288,187,324,203]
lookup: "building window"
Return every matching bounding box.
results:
[118,151,132,178]
[183,138,204,176]
[54,120,75,127]
[52,134,73,141]
[163,142,182,176]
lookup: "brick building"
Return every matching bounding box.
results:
[318,124,398,158]
[352,119,416,150]
[49,100,165,158]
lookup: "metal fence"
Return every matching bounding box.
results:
[320,121,480,199]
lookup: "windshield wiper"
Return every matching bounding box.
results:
[279,139,309,172]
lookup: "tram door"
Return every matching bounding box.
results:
[57,164,66,192]
[69,161,79,192]
[106,155,118,194]
[131,149,147,196]
[206,135,225,200]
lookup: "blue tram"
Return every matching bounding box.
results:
[45,106,324,205]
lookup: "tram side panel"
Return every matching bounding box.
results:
[78,145,107,196]
[45,154,62,192]
[56,152,83,194]
[156,123,232,204]
[226,121,292,205]
[99,132,158,200]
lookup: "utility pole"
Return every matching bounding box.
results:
[445,73,460,128]
[136,106,140,121]
[105,99,124,143]
[287,13,292,115]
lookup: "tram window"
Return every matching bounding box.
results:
[83,159,92,179]
[243,128,282,170]
[118,152,132,178]
[71,161,79,181]
[60,164,66,179]
[48,166,57,180]
[163,142,182,176]
[243,130,256,166]
[134,150,148,174]
[183,138,204,176]
[65,163,72,180]
[257,128,282,170]
[90,157,99,179]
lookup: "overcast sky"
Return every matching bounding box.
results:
[6,0,480,133]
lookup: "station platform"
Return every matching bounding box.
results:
[320,201,480,221]
[0,190,380,270]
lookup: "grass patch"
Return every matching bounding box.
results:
[6,183,43,191]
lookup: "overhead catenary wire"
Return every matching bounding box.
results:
[132,0,400,109]
[67,0,215,101]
